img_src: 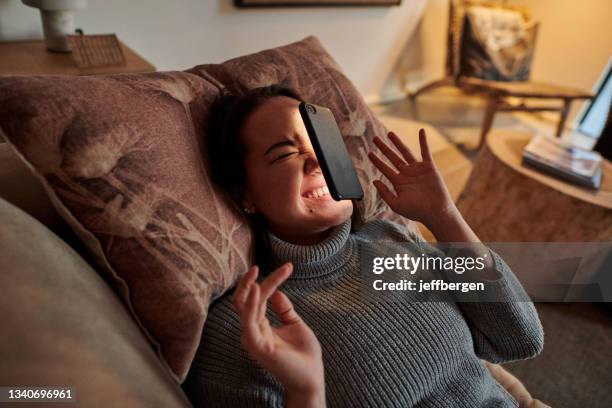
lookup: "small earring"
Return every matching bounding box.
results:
[243,208,252,214]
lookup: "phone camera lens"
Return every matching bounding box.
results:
[306,104,317,114]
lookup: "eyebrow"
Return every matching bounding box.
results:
[264,140,296,156]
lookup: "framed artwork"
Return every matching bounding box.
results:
[235,0,401,6]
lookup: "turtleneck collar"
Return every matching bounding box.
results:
[267,218,353,280]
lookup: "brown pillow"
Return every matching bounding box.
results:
[0,72,252,383]
[0,36,419,384]
[189,36,420,233]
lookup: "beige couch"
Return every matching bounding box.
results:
[0,142,192,407]
[3,113,612,408]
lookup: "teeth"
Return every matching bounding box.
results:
[304,186,329,199]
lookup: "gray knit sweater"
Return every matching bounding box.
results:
[183,219,544,407]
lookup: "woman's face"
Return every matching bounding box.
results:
[240,96,353,244]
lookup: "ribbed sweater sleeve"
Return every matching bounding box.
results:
[450,250,545,363]
[383,220,545,364]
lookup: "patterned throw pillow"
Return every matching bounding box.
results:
[0,36,418,383]
[0,72,252,383]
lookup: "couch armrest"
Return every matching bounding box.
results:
[0,197,192,408]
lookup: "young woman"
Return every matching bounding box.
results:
[182,85,545,408]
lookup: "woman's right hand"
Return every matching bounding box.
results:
[233,263,326,408]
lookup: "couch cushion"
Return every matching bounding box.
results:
[0,72,252,382]
[0,36,420,384]
[188,36,420,234]
[0,197,192,407]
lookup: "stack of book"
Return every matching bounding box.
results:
[522,135,603,189]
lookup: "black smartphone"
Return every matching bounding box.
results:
[299,102,364,201]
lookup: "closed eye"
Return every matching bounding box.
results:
[272,151,299,163]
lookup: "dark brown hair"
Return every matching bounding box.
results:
[206,84,362,272]
[206,84,304,271]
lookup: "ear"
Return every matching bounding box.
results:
[241,193,256,215]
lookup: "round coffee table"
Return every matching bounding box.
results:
[456,131,612,241]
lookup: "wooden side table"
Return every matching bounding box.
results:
[0,40,155,76]
[456,130,612,242]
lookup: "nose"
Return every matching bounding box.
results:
[304,150,321,176]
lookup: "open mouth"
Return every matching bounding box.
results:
[302,185,331,200]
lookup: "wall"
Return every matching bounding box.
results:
[518,0,612,123]
[1,0,610,116]
[399,0,612,122]
[0,0,428,102]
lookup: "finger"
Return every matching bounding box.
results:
[373,180,398,208]
[232,265,259,311]
[236,265,258,295]
[388,131,416,164]
[419,128,433,162]
[270,291,302,326]
[368,152,399,185]
[258,263,293,321]
[241,283,265,353]
[373,136,405,169]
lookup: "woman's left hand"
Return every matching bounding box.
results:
[368,129,457,229]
